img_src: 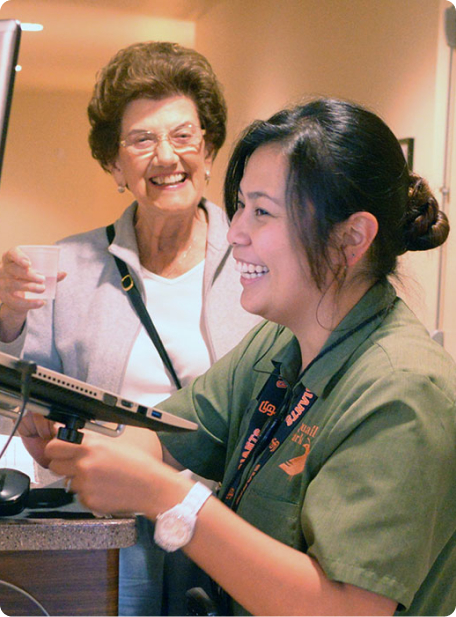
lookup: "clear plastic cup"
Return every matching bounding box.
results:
[18,245,61,300]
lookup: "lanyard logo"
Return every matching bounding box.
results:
[259,400,277,416]
[239,428,261,469]
[285,388,315,426]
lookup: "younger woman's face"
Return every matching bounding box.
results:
[227,143,321,333]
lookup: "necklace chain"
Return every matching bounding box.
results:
[161,219,205,277]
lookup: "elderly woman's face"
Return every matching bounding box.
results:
[111,95,212,215]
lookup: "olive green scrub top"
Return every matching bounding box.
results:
[159,280,456,616]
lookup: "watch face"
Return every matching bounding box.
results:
[155,508,194,552]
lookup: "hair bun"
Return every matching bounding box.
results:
[403,173,450,251]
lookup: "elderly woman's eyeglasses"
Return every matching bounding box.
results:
[120,122,205,155]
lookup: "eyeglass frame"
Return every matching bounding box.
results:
[119,122,206,155]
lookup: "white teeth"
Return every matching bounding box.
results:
[235,260,269,278]
[151,173,186,186]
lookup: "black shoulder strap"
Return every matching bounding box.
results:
[106,224,182,390]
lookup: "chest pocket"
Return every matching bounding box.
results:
[236,485,307,551]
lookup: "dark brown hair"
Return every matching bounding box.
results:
[225,98,449,289]
[88,41,227,171]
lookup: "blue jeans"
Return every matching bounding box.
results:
[118,516,212,616]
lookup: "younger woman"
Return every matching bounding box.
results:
[35,98,455,616]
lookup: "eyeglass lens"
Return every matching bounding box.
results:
[121,123,203,153]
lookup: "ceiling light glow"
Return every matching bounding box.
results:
[21,23,44,32]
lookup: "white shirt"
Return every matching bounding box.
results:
[120,260,211,407]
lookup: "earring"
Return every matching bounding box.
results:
[117,185,126,194]
[204,170,210,182]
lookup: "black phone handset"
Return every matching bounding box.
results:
[0,468,29,516]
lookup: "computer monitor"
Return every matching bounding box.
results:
[0,19,21,186]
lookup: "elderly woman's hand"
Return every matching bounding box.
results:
[0,247,66,342]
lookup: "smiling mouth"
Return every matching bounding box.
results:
[235,260,269,279]
[150,172,187,186]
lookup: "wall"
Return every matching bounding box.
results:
[0,87,130,247]
[197,0,456,360]
[198,0,441,198]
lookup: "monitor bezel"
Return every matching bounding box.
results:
[0,19,21,185]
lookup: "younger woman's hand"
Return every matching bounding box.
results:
[44,432,177,517]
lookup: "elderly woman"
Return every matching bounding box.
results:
[0,42,259,615]
[34,98,455,616]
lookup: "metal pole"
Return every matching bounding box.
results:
[434,5,456,343]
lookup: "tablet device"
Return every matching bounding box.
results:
[0,350,197,440]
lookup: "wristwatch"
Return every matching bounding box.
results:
[154,482,213,552]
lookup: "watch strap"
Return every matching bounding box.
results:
[180,481,213,515]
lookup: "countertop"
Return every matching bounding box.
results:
[0,491,137,551]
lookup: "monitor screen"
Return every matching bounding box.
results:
[0,19,21,186]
